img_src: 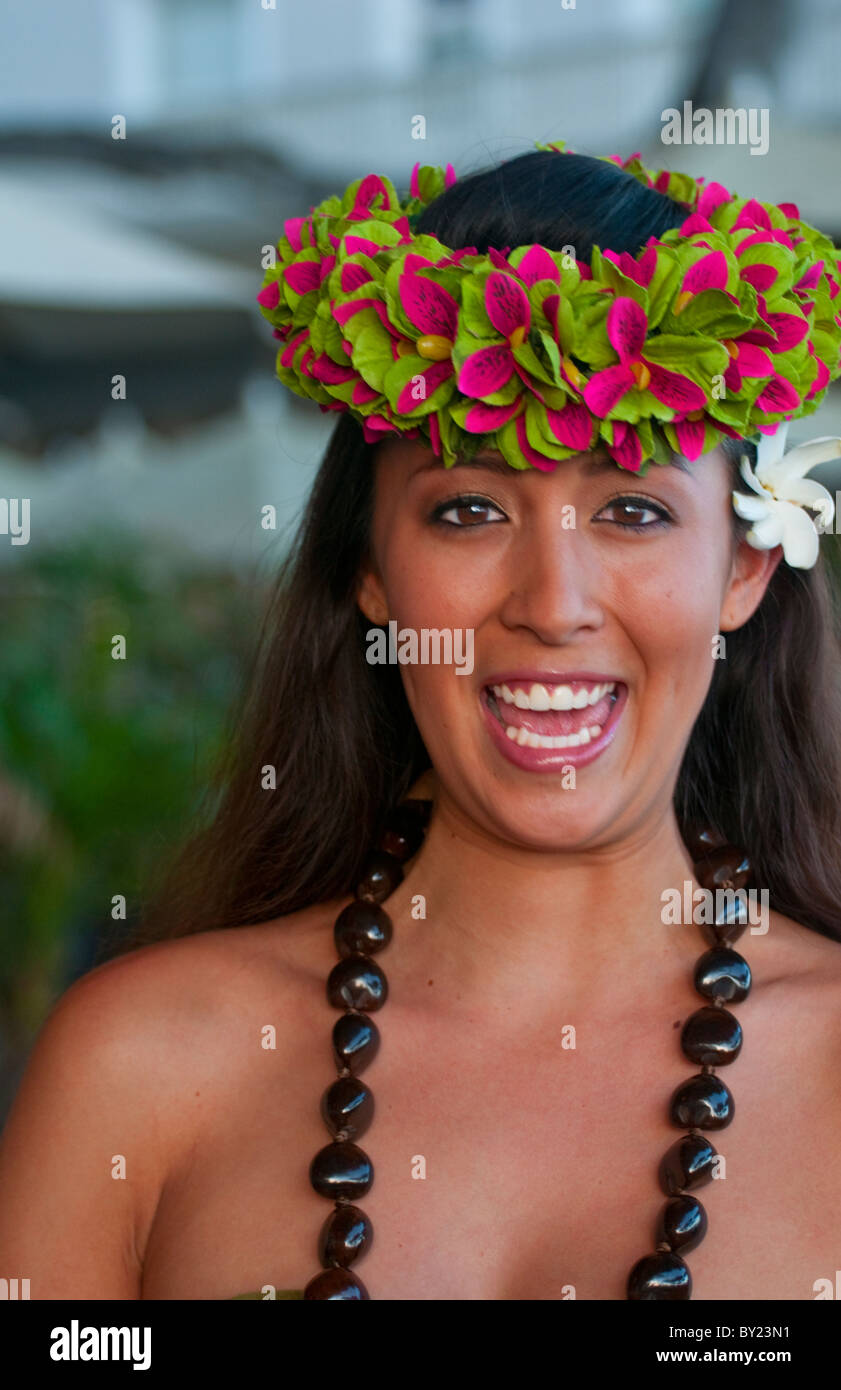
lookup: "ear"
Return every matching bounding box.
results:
[719,536,783,631]
[356,557,389,626]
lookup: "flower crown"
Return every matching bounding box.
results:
[257,138,841,567]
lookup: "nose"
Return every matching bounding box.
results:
[497,516,605,644]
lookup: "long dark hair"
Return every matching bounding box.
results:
[119,150,841,952]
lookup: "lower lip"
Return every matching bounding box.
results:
[479,684,628,772]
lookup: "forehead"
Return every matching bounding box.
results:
[377,436,693,480]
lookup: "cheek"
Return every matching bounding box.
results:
[617,535,726,702]
[377,521,497,626]
[373,525,490,748]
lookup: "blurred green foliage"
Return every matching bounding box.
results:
[0,533,264,1049]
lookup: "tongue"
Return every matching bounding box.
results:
[491,690,613,736]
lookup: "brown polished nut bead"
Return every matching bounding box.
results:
[655,1194,708,1254]
[377,803,429,861]
[669,1073,735,1130]
[658,1132,718,1195]
[309,1140,373,1201]
[699,902,750,949]
[304,1267,370,1299]
[334,900,393,957]
[682,825,730,860]
[356,851,404,903]
[694,846,752,891]
[327,956,388,1011]
[680,1006,743,1066]
[321,1075,374,1141]
[332,1013,380,1074]
[694,946,752,1003]
[627,1251,691,1300]
[317,1203,373,1269]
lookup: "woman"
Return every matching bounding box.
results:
[2,145,841,1302]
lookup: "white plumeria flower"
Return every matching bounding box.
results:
[731,422,841,568]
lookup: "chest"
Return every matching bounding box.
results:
[140,989,841,1301]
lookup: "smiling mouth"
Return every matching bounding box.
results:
[482,679,623,749]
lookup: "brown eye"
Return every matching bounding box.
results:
[596,496,672,530]
[431,495,507,527]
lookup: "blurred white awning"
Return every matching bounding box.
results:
[0,172,255,310]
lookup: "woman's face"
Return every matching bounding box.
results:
[357,440,780,850]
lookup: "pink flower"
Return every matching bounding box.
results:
[409,161,456,197]
[670,410,741,461]
[457,272,533,398]
[583,297,707,417]
[602,243,658,288]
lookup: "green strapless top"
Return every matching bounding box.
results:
[232,1288,304,1300]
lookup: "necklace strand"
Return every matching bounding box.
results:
[303,798,753,1300]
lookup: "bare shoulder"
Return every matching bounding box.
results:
[54,894,347,1061]
[12,890,347,1126]
[0,899,344,1297]
[751,907,841,1057]
[756,907,841,986]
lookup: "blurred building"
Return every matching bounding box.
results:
[1,0,841,566]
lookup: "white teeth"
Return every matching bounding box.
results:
[490,680,620,750]
[528,683,551,710]
[492,680,616,710]
[504,723,604,749]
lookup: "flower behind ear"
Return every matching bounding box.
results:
[731,423,841,568]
